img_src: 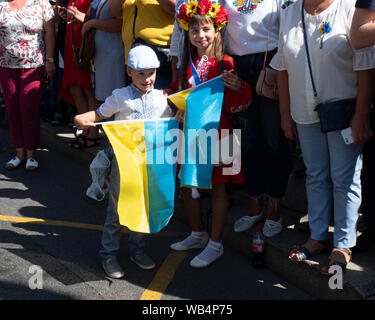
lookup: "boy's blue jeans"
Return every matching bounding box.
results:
[99,158,145,260]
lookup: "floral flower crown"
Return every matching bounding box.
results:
[177,0,228,31]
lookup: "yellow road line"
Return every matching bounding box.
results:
[0,214,185,237]
[140,251,187,300]
[0,214,104,231]
[0,213,187,300]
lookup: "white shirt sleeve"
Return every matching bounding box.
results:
[151,90,169,119]
[270,31,286,71]
[270,5,287,71]
[353,46,375,70]
[96,89,122,119]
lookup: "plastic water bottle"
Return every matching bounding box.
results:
[252,226,265,269]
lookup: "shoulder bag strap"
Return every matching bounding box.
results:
[96,0,109,19]
[71,0,77,50]
[261,0,275,71]
[301,0,318,98]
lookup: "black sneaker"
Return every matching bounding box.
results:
[130,253,156,270]
[102,258,125,279]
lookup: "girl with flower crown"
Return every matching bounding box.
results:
[169,0,252,268]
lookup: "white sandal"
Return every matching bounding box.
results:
[25,158,38,171]
[6,156,23,170]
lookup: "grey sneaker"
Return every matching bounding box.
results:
[102,258,125,279]
[130,253,156,270]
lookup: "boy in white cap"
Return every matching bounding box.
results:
[75,45,171,279]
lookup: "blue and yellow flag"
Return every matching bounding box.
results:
[101,118,179,233]
[168,76,224,189]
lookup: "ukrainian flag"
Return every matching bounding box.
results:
[168,76,224,189]
[101,118,179,233]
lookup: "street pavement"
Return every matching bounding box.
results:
[0,127,313,301]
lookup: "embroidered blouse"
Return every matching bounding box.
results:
[0,0,54,69]
[222,0,295,56]
[270,0,375,124]
[96,84,170,121]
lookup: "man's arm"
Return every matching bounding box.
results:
[108,0,125,18]
[157,0,175,14]
[350,8,375,49]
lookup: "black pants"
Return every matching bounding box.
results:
[360,108,375,229]
[232,52,294,198]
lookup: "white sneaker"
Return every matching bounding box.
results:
[263,218,283,237]
[233,211,265,232]
[170,233,209,251]
[189,243,224,268]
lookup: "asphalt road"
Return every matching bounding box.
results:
[0,127,312,304]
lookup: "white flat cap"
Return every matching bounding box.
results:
[127,45,160,70]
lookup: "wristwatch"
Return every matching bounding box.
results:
[46,57,54,63]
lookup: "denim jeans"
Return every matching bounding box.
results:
[297,123,362,248]
[99,158,145,260]
[232,53,293,198]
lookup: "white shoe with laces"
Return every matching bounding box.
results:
[263,218,282,237]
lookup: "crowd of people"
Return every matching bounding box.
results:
[1,0,375,280]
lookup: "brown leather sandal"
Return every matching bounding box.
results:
[321,248,352,275]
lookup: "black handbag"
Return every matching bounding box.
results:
[301,0,356,133]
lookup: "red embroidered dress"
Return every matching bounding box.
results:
[187,55,252,185]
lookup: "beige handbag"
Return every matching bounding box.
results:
[255,0,279,100]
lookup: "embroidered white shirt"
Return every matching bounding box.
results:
[96,84,169,121]
[223,0,288,56]
[270,0,375,124]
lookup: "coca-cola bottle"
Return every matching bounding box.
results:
[252,226,265,269]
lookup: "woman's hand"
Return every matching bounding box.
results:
[45,62,56,79]
[222,70,242,92]
[175,109,185,123]
[281,113,298,140]
[67,5,86,23]
[350,112,372,145]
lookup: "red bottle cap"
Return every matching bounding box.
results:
[255,226,262,232]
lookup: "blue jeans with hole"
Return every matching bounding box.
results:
[297,123,362,248]
[99,158,145,260]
